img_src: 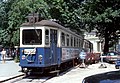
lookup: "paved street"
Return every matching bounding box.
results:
[0,56,118,83]
[7,62,118,83]
[45,62,118,83]
[0,57,23,82]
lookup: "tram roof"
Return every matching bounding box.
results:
[22,20,65,29]
[22,20,83,38]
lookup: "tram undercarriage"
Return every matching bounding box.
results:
[21,58,79,75]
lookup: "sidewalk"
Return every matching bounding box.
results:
[0,57,24,82]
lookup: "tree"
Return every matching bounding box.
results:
[78,0,120,53]
[44,0,84,33]
[0,0,16,46]
[0,0,88,62]
[0,0,49,47]
[0,0,85,47]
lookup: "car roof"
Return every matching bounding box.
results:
[83,71,120,83]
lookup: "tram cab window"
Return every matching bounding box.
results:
[61,32,65,46]
[45,29,49,45]
[22,29,42,45]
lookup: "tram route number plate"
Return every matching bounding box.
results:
[24,49,36,54]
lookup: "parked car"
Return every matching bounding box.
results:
[84,53,100,64]
[103,52,119,63]
[91,53,100,64]
[79,52,100,65]
[115,56,120,69]
[82,71,120,83]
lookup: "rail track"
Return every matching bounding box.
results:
[4,67,72,83]
[4,72,58,83]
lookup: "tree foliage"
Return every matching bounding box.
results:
[1,0,120,53]
[44,0,83,32]
[0,0,84,47]
[0,0,49,47]
[78,0,120,53]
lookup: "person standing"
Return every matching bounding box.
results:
[79,50,87,68]
[1,48,6,63]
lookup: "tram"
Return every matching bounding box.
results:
[19,20,84,74]
[83,39,93,52]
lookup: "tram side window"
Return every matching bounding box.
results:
[71,36,73,47]
[61,32,65,46]
[66,34,69,46]
[54,30,57,44]
[85,42,87,48]
[79,39,81,47]
[75,38,77,47]
[77,38,78,47]
[45,29,49,45]
[74,37,76,47]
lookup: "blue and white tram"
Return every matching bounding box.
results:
[19,20,84,73]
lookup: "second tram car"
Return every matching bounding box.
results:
[19,20,84,74]
[83,39,93,53]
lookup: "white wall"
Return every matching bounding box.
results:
[84,31,101,53]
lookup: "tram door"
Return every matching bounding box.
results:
[50,29,57,65]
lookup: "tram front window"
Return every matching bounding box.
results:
[22,29,42,45]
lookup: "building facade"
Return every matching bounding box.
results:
[84,30,102,53]
[85,30,120,53]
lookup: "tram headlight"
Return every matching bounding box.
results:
[39,55,42,62]
[22,55,26,60]
[24,68,27,71]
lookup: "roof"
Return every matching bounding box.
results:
[21,20,83,38]
[22,20,65,30]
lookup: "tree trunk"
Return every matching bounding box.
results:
[103,34,109,54]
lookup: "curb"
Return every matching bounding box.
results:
[0,74,24,83]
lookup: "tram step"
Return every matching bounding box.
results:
[49,70,60,73]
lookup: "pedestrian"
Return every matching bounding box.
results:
[1,48,6,63]
[79,50,87,68]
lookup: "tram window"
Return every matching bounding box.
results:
[85,42,87,48]
[79,39,81,47]
[71,36,73,47]
[74,37,76,47]
[81,40,83,47]
[61,32,65,46]
[22,29,42,45]
[75,38,77,47]
[54,30,57,44]
[66,34,69,46]
[77,38,78,47]
[45,29,49,45]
